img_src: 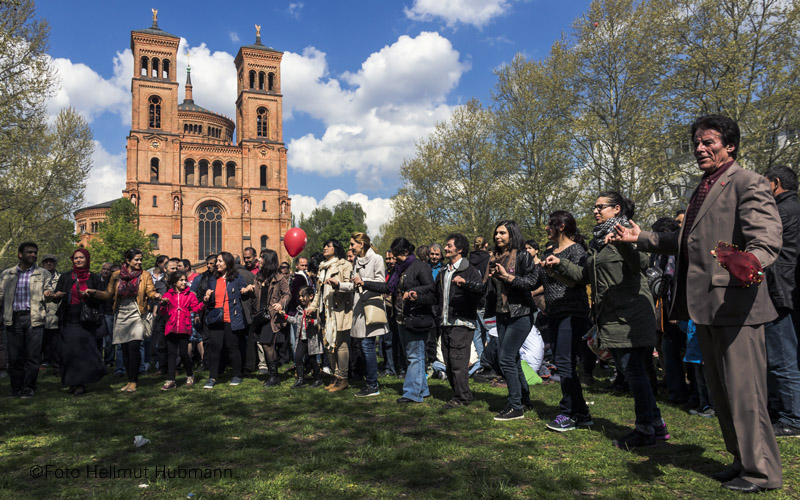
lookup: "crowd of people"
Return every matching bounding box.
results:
[0,115,797,493]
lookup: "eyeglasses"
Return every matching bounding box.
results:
[592,204,615,212]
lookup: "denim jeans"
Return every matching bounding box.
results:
[473,309,487,361]
[610,347,663,435]
[549,316,590,417]
[433,360,481,376]
[398,324,429,402]
[765,309,800,428]
[362,336,379,388]
[380,325,396,375]
[102,314,115,365]
[497,313,532,410]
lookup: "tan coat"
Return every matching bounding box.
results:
[637,161,782,326]
[308,257,353,341]
[95,270,157,315]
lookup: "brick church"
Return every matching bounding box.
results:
[75,11,292,263]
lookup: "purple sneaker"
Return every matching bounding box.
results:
[655,422,670,441]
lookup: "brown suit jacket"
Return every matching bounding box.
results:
[637,161,782,326]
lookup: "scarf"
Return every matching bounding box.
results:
[70,248,91,305]
[489,249,517,311]
[387,254,416,295]
[591,215,629,251]
[317,257,342,344]
[118,262,142,298]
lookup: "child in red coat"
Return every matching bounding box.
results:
[159,272,205,390]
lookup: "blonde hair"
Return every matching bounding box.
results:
[350,231,377,256]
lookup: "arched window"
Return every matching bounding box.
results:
[184,123,188,133]
[256,107,268,138]
[249,70,256,89]
[150,234,159,250]
[184,159,195,185]
[260,235,268,250]
[150,158,159,182]
[199,125,203,134]
[199,160,209,186]
[212,161,223,187]
[258,71,265,90]
[198,203,223,260]
[162,59,170,79]
[268,72,275,91]
[226,162,236,187]
[140,56,149,76]
[148,96,161,128]
[151,57,159,78]
[260,165,267,187]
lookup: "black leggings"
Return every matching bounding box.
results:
[166,334,194,380]
[206,323,244,380]
[294,339,320,379]
[121,340,142,383]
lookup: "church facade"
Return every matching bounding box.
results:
[75,13,292,263]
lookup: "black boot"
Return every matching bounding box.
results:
[290,377,306,389]
[263,359,281,388]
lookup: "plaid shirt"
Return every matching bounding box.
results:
[12,265,35,312]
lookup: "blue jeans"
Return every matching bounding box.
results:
[549,316,590,417]
[765,309,800,428]
[102,314,115,365]
[381,326,396,375]
[362,336,379,389]
[497,313,532,410]
[473,309,487,361]
[398,325,429,402]
[610,347,663,435]
[433,360,481,376]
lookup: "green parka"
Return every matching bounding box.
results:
[549,241,656,349]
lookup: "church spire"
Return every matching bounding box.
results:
[184,65,193,103]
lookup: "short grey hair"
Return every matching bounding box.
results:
[429,243,443,253]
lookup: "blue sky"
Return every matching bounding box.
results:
[38,0,591,234]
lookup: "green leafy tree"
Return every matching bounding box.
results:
[298,201,367,257]
[86,199,155,271]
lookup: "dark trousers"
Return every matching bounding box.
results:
[387,315,406,373]
[206,323,244,380]
[425,323,440,367]
[549,316,590,417]
[696,324,782,489]
[121,340,142,384]
[380,323,396,375]
[497,313,532,410]
[610,347,663,436]
[166,334,193,380]
[151,319,168,374]
[692,363,713,409]
[42,327,61,369]
[348,335,365,381]
[661,322,689,402]
[294,339,320,380]
[441,325,474,404]
[7,313,43,391]
[765,309,800,428]
[244,323,258,373]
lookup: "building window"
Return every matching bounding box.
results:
[91,221,99,233]
[268,72,275,91]
[262,200,266,212]
[256,107,268,138]
[79,223,86,234]
[150,158,159,182]
[260,165,267,187]
[152,195,158,207]
[260,235,268,250]
[140,56,149,76]
[226,162,236,187]
[151,57,159,78]
[249,70,256,89]
[198,203,223,260]
[259,71,265,90]
[150,234,159,250]
[149,96,161,129]
[212,161,223,187]
[199,160,209,186]
[162,59,170,79]
[185,159,195,185]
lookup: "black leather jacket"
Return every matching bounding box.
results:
[434,257,485,321]
[484,250,540,318]
[363,259,435,331]
[767,190,800,310]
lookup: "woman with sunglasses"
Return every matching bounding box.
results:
[543,192,668,449]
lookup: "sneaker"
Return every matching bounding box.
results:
[689,406,715,418]
[185,376,195,386]
[203,378,216,389]
[613,430,657,450]
[546,414,577,432]
[773,423,800,437]
[355,385,380,398]
[20,388,34,399]
[161,380,177,391]
[229,377,243,386]
[654,422,671,441]
[494,406,524,421]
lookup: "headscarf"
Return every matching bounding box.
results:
[70,248,91,305]
[591,215,629,251]
[387,253,416,295]
[118,261,143,298]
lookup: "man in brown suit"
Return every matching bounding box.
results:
[614,115,783,493]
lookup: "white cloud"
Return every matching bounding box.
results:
[290,189,394,236]
[46,56,130,124]
[229,31,240,43]
[404,0,512,29]
[288,3,304,19]
[282,32,468,187]
[84,141,126,206]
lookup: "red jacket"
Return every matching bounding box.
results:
[160,288,205,335]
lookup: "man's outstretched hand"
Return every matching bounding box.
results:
[611,220,641,243]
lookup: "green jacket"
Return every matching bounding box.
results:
[551,241,656,349]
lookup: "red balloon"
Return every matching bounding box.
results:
[283,228,307,257]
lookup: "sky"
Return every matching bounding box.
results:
[38,0,591,235]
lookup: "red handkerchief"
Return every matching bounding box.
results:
[712,241,764,287]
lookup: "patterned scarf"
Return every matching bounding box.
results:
[70,248,91,305]
[117,263,142,298]
[591,215,629,251]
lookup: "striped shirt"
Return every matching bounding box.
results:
[12,265,35,312]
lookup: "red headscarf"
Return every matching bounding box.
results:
[71,248,91,305]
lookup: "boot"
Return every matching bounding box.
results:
[290,377,306,389]
[263,359,281,388]
[324,376,338,391]
[310,378,324,388]
[329,378,349,392]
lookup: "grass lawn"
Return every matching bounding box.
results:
[1,365,798,500]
